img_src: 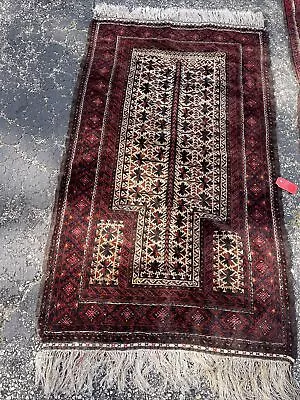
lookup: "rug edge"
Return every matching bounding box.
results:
[283,0,300,82]
[35,348,299,399]
[260,29,299,361]
[93,3,265,30]
[36,20,100,335]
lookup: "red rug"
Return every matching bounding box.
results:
[284,0,300,133]
[36,5,298,400]
[284,0,300,81]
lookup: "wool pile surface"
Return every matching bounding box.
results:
[36,5,298,399]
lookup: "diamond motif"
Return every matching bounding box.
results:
[112,49,227,287]
[213,231,244,293]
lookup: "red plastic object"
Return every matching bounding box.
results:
[275,177,298,195]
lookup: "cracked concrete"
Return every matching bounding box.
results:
[0,0,299,399]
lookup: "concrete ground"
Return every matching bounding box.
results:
[0,0,299,399]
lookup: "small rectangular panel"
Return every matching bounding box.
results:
[213,230,244,293]
[90,220,124,286]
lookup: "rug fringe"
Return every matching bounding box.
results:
[93,3,264,30]
[35,349,299,399]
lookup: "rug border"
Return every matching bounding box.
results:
[282,0,300,139]
[260,29,298,361]
[36,21,100,337]
[283,0,300,82]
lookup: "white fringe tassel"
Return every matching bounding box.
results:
[93,3,264,30]
[35,349,299,399]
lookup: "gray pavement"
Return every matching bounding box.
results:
[0,0,299,399]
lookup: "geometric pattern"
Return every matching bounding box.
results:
[38,21,296,362]
[213,230,244,294]
[89,220,124,286]
[113,49,227,287]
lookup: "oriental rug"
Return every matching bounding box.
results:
[284,0,300,132]
[284,0,300,82]
[36,4,298,400]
